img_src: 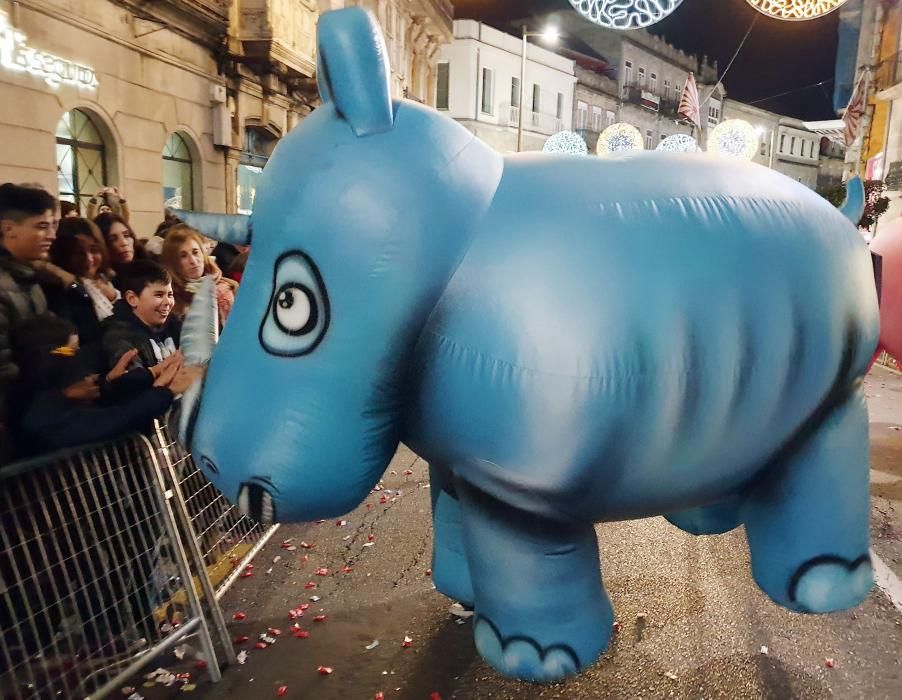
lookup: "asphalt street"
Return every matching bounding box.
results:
[136,366,902,700]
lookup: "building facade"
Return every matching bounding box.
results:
[0,0,451,235]
[436,20,577,153]
[571,60,619,153]
[722,99,820,190]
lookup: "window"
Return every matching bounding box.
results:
[577,101,588,129]
[606,110,615,127]
[592,106,602,131]
[481,68,493,115]
[674,82,681,102]
[790,136,796,155]
[238,126,278,215]
[436,62,450,110]
[780,134,786,153]
[56,109,108,211]
[664,78,671,95]
[650,72,657,92]
[162,133,194,210]
[638,67,646,88]
[556,93,564,120]
[645,129,653,150]
[660,133,667,141]
[624,60,633,85]
[511,76,521,109]
[532,84,541,113]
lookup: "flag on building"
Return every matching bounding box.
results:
[678,72,701,129]
[843,68,868,147]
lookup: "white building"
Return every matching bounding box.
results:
[722,100,820,190]
[436,20,577,153]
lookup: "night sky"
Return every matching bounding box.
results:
[453,1,841,120]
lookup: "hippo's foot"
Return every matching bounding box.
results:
[473,615,589,682]
[789,554,873,613]
[430,466,474,606]
[455,479,613,683]
[665,496,743,536]
[744,387,874,612]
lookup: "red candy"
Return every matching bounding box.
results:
[313,615,327,622]
[315,567,329,576]
[233,635,249,644]
[232,612,246,621]
[304,581,317,589]
[341,566,353,574]
[278,685,288,696]
[317,666,333,675]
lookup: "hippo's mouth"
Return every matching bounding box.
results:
[237,480,278,524]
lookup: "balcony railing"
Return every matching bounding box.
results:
[622,84,661,112]
[501,104,563,135]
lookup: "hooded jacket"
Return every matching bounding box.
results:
[100,299,182,373]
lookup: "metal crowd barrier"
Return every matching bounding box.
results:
[0,422,279,700]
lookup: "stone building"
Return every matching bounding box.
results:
[721,99,820,190]
[0,0,451,234]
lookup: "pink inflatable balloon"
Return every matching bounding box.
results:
[870,218,902,368]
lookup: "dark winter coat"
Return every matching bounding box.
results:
[100,299,182,372]
[0,246,48,462]
[34,262,104,348]
[14,349,174,456]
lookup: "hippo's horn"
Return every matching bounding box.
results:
[176,276,219,446]
[171,210,252,246]
[839,177,865,226]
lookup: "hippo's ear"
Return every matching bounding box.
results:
[317,8,394,137]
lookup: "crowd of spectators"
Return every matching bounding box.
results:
[0,182,245,466]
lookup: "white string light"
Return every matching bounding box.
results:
[569,1,685,30]
[597,123,644,154]
[745,0,848,21]
[708,119,760,161]
[543,131,589,155]
[657,134,700,153]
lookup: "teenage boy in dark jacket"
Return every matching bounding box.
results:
[101,260,183,380]
[0,183,57,462]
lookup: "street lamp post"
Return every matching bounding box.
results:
[517,25,558,153]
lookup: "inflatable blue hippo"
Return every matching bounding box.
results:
[175,8,879,682]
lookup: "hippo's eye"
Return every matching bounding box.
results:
[260,251,329,356]
[274,284,316,335]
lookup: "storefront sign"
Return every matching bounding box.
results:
[0,11,98,89]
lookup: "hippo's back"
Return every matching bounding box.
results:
[406,152,878,521]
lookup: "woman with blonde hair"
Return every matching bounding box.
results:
[161,224,238,324]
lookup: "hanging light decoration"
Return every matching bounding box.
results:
[708,119,760,161]
[597,123,644,154]
[569,1,685,30]
[657,134,700,153]
[745,1,848,21]
[543,131,589,155]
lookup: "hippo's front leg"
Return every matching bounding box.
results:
[455,480,613,682]
[429,463,474,607]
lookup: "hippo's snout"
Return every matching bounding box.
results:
[237,481,278,524]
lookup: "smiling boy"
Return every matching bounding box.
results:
[101,260,182,378]
[0,182,57,463]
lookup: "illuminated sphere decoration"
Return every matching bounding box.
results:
[543,130,589,155]
[597,123,644,154]
[657,134,700,153]
[708,119,760,161]
[745,0,848,21]
[569,1,685,30]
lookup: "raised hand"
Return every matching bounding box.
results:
[106,349,139,383]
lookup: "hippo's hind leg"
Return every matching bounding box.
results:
[743,386,873,613]
[455,479,613,682]
[665,495,743,535]
[429,463,474,607]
